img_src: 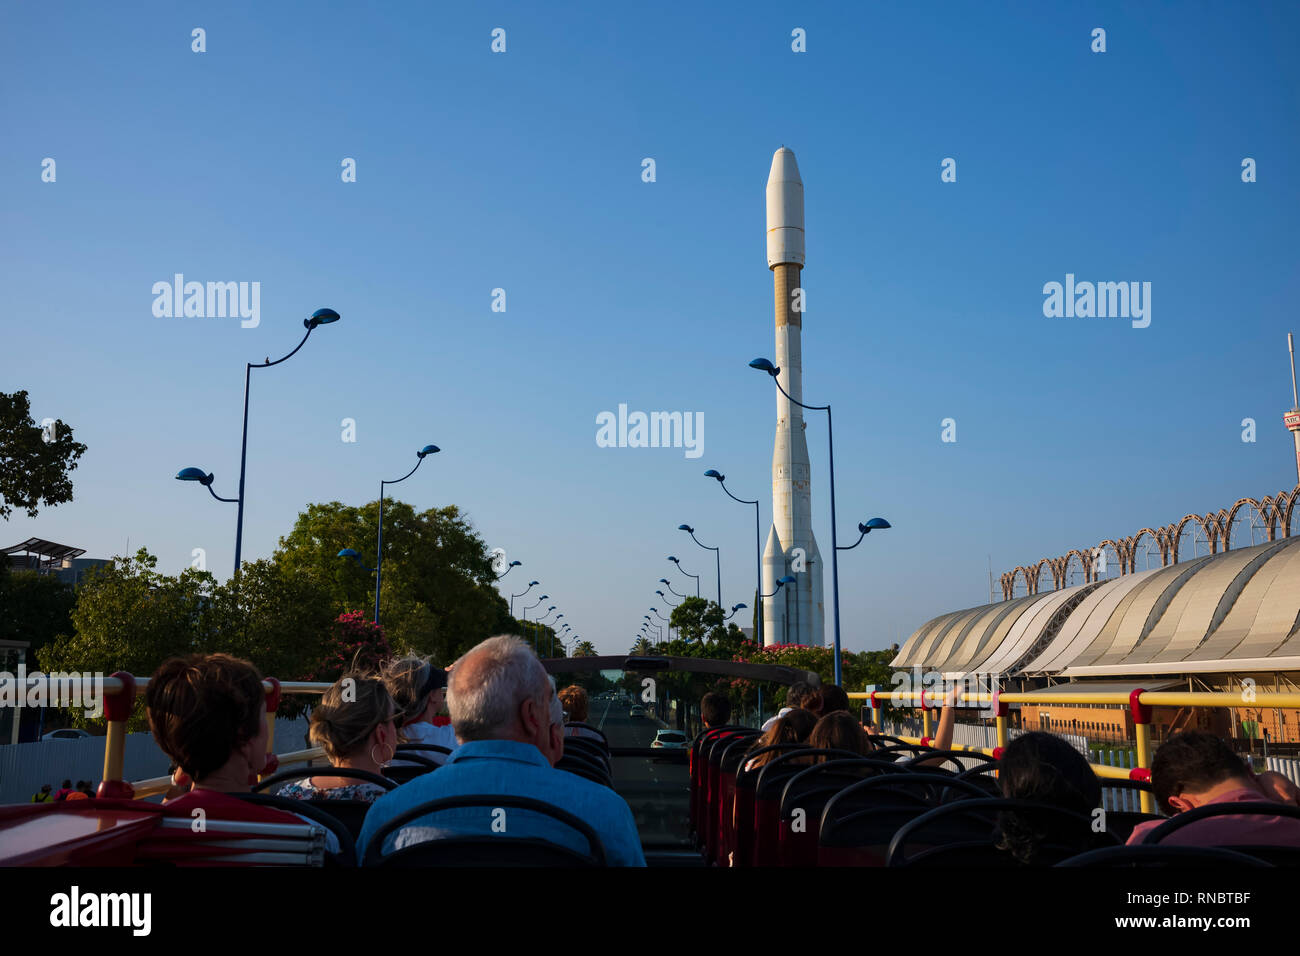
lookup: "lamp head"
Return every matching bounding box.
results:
[305,307,341,329]
[863,517,892,532]
[731,603,747,611]
[418,444,440,458]
[337,548,359,559]
[175,467,214,486]
[528,581,539,587]
[508,560,521,567]
[704,469,724,482]
[667,556,679,564]
[678,524,693,533]
[749,357,780,377]
[778,575,797,585]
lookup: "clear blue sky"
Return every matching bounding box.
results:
[3,2,1298,659]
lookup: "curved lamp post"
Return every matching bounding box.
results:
[678,525,721,607]
[496,560,522,580]
[175,468,238,504]
[176,307,339,577]
[511,580,540,617]
[337,548,376,573]
[704,469,762,644]
[659,578,686,599]
[656,589,679,608]
[666,557,700,598]
[374,444,440,624]
[751,356,847,683]
[725,602,748,621]
[839,518,892,550]
[522,594,548,648]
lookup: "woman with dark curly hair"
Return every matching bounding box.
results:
[996,731,1102,864]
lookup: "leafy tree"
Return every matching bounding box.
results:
[572,641,597,657]
[275,500,509,663]
[37,549,219,730]
[208,558,338,712]
[630,637,653,655]
[0,564,75,658]
[0,390,88,519]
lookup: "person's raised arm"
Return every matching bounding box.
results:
[913,681,962,769]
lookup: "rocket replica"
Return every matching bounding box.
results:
[761,148,825,647]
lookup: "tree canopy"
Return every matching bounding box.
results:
[0,390,88,520]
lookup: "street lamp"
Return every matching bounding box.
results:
[374,444,440,624]
[522,594,549,649]
[496,560,522,580]
[656,589,679,608]
[176,307,339,577]
[659,578,686,599]
[725,603,747,621]
[511,580,539,617]
[751,355,847,683]
[666,556,700,598]
[839,518,892,550]
[337,548,376,573]
[678,525,721,607]
[771,575,797,644]
[704,469,762,644]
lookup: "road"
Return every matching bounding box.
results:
[591,697,691,849]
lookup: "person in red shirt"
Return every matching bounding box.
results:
[145,654,320,833]
[1126,731,1300,847]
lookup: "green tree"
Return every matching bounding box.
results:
[37,549,219,729]
[573,640,597,657]
[208,557,337,689]
[0,563,75,658]
[0,390,88,519]
[275,499,510,663]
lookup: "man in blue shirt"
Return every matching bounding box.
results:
[359,635,645,866]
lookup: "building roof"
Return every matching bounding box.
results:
[893,537,1300,677]
[1,538,86,562]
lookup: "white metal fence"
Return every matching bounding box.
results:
[0,716,311,804]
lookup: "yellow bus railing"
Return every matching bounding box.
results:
[847,688,1300,814]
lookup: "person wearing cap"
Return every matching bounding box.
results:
[383,655,459,767]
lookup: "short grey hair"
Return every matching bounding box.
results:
[448,635,552,741]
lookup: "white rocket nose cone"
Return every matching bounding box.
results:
[766,148,805,268]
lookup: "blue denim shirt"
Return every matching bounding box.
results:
[357,739,646,866]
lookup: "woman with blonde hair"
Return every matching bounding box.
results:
[276,673,399,803]
[382,655,458,766]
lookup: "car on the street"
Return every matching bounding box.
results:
[41,728,92,741]
[650,729,687,749]
[629,705,646,718]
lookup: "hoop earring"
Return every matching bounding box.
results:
[372,742,395,766]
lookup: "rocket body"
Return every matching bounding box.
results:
[761,148,825,647]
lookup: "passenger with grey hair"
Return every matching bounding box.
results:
[357,635,645,865]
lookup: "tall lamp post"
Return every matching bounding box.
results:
[522,594,548,648]
[655,589,679,608]
[374,445,440,625]
[176,307,340,576]
[536,606,557,651]
[704,469,762,644]
[666,557,700,598]
[336,549,378,616]
[678,525,721,607]
[511,580,539,617]
[659,578,686,600]
[751,356,847,684]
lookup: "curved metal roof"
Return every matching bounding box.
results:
[891,537,1300,677]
